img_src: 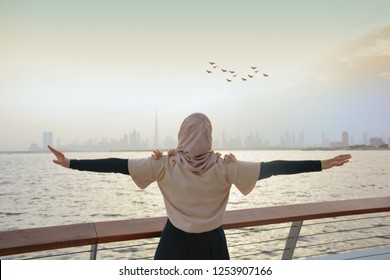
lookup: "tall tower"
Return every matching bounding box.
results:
[153,111,159,148]
[342,131,349,147]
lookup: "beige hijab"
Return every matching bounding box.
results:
[153,113,236,172]
[170,113,219,173]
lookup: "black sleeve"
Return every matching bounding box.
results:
[70,158,130,175]
[259,160,322,180]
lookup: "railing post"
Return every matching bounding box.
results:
[90,244,98,260]
[282,220,303,260]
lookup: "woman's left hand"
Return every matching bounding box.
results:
[48,145,70,168]
[151,150,163,160]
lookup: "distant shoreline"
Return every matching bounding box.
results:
[1,146,389,154]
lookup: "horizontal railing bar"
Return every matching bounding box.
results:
[1,196,389,257]
[300,244,390,259]
[132,255,154,260]
[346,251,390,260]
[303,214,390,226]
[0,223,97,256]
[226,230,287,240]
[98,245,158,255]
[24,248,93,260]
[236,247,287,259]
[222,197,390,230]
[226,224,291,235]
[298,236,389,249]
[300,225,390,238]
[228,237,289,249]
[99,241,160,251]
[8,228,390,260]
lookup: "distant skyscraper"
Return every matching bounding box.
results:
[342,131,349,147]
[43,131,53,149]
[153,111,159,148]
[370,137,385,147]
[363,132,368,145]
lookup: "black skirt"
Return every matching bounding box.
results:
[154,219,230,260]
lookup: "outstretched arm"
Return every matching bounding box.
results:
[259,154,351,180]
[48,145,129,175]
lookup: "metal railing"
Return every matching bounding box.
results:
[1,196,389,260]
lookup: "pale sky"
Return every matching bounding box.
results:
[0,0,389,150]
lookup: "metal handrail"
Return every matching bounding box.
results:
[226,213,390,260]
[1,196,389,259]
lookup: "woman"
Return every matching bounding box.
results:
[49,112,351,260]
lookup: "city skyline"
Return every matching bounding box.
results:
[28,126,389,152]
[36,113,390,151]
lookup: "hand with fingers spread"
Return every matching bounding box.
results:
[321,154,352,170]
[48,145,70,168]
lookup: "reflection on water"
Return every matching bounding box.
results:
[1,150,389,259]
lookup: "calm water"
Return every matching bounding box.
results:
[1,150,389,259]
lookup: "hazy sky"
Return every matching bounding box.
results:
[1,0,389,150]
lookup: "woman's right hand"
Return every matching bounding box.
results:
[48,145,70,168]
[321,154,351,170]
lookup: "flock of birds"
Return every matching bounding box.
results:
[206,61,269,83]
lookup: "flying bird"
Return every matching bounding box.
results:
[205,62,270,83]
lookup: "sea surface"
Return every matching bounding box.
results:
[1,150,389,259]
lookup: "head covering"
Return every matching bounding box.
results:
[172,113,220,173]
